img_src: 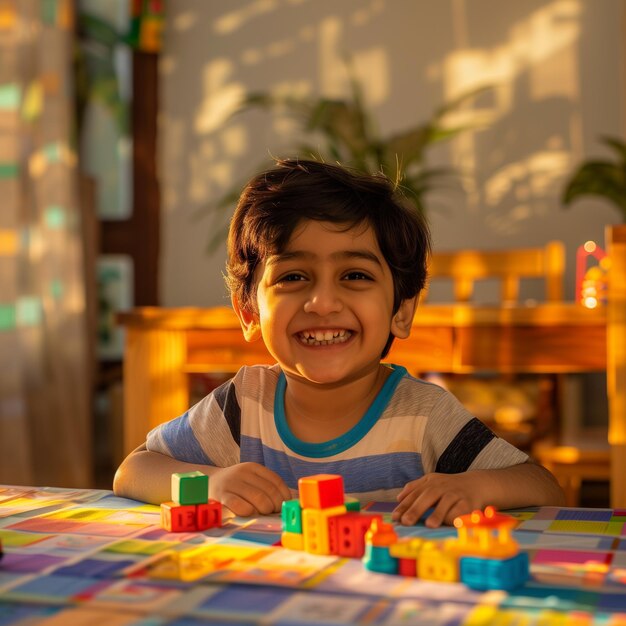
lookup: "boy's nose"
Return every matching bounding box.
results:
[303,287,343,316]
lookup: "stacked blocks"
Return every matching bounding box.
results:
[280,474,382,558]
[362,504,529,591]
[282,474,528,591]
[160,471,222,532]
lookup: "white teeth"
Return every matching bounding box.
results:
[298,330,352,346]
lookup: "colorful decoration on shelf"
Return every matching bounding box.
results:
[128,0,163,52]
[281,473,529,591]
[160,471,222,532]
[576,240,610,309]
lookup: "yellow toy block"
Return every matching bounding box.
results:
[389,538,424,559]
[417,542,459,583]
[302,505,346,555]
[281,531,304,551]
[450,506,520,558]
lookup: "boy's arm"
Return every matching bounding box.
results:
[392,460,565,527]
[113,444,291,515]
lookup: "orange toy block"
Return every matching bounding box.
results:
[161,501,197,532]
[298,474,344,509]
[365,519,397,547]
[196,500,222,530]
[328,512,383,558]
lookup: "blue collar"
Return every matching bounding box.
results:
[274,365,407,458]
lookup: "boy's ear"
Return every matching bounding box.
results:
[232,296,262,342]
[390,296,418,339]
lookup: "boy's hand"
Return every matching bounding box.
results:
[208,462,292,517]
[392,472,484,528]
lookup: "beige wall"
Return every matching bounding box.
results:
[159,0,624,307]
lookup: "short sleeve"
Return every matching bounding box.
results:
[421,389,528,474]
[145,370,244,468]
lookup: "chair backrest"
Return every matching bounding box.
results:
[427,241,565,303]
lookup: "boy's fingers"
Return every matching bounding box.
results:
[252,465,293,503]
[239,479,281,514]
[221,492,256,517]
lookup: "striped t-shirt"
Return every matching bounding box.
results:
[146,364,528,503]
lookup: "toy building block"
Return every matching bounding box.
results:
[281,531,304,551]
[302,505,346,555]
[390,539,424,577]
[344,496,361,512]
[460,552,529,591]
[171,471,209,505]
[161,501,198,532]
[417,541,459,583]
[298,474,344,509]
[364,519,397,546]
[196,500,222,530]
[363,545,398,574]
[328,512,383,558]
[397,557,418,577]
[362,519,399,574]
[281,499,303,533]
[451,506,519,559]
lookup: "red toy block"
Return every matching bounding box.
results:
[298,474,344,509]
[196,499,222,530]
[160,501,197,532]
[398,557,418,577]
[329,512,383,558]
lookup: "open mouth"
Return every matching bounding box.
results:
[297,329,352,346]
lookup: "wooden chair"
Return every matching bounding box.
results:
[427,240,565,303]
[427,240,609,506]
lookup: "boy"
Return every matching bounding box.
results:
[114,159,564,527]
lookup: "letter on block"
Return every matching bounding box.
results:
[161,501,197,532]
[171,471,209,505]
[298,474,344,509]
[196,500,222,530]
[281,499,303,533]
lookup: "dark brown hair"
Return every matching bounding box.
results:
[226,159,431,357]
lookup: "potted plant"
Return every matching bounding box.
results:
[203,69,491,252]
[562,135,626,220]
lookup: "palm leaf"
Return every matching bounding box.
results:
[562,160,626,215]
[601,136,626,165]
[202,70,494,252]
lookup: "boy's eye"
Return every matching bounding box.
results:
[277,273,306,283]
[343,271,372,281]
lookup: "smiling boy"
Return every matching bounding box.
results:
[114,159,564,526]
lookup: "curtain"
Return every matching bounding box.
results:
[0,0,92,487]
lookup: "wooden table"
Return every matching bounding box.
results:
[117,226,626,507]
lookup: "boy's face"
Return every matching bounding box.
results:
[234,220,415,387]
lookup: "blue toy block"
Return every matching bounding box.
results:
[281,499,302,534]
[171,471,209,505]
[363,544,398,575]
[460,552,529,591]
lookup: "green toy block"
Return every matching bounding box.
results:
[345,496,361,512]
[281,498,302,533]
[171,471,209,505]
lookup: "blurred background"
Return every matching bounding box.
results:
[0,0,623,499]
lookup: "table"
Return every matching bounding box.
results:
[1,485,626,625]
